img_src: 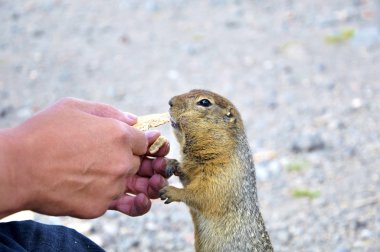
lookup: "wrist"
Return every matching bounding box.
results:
[0,128,30,218]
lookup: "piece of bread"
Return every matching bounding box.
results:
[133,112,170,154]
[148,136,167,154]
[133,112,170,131]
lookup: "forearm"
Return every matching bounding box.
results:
[0,128,27,219]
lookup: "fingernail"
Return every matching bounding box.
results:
[145,130,160,139]
[124,112,138,120]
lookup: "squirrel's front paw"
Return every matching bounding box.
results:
[165,159,181,178]
[159,186,180,204]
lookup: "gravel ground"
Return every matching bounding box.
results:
[1,0,379,251]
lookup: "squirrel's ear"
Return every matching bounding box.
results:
[224,108,236,123]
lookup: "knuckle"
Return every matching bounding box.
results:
[123,125,134,136]
[125,163,139,177]
[109,183,123,200]
[143,135,149,150]
[112,164,128,177]
[108,120,128,139]
[111,155,139,178]
[89,207,107,218]
[75,206,106,219]
[124,157,140,176]
[125,127,148,153]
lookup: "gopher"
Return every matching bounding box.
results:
[160,89,273,251]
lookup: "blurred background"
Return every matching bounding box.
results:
[1,0,379,251]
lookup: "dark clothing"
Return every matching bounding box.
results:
[0,220,105,252]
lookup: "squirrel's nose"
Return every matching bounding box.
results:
[168,99,174,107]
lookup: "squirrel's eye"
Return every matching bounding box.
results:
[197,99,212,107]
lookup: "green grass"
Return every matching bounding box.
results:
[291,188,321,199]
[192,34,205,41]
[286,160,309,173]
[279,41,302,51]
[324,28,355,44]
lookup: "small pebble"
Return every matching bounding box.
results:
[291,133,326,153]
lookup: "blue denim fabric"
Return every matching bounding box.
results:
[0,220,105,252]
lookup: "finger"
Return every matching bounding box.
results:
[125,175,149,195]
[149,141,170,157]
[145,131,170,157]
[109,193,151,217]
[126,126,148,156]
[137,158,155,177]
[61,97,137,125]
[137,157,167,177]
[145,130,161,145]
[148,174,168,199]
[125,174,168,199]
[125,155,142,177]
[151,157,169,178]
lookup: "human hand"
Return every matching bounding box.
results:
[109,131,171,216]
[3,98,163,219]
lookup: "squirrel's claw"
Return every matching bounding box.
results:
[159,188,166,199]
[165,166,175,178]
[164,198,172,204]
[165,159,181,178]
[159,186,173,204]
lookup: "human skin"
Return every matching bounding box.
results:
[0,98,170,219]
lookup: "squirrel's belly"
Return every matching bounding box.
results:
[193,211,270,252]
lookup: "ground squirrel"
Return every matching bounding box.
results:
[159,89,273,251]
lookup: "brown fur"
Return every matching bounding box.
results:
[160,89,273,252]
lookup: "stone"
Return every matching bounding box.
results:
[291,133,326,153]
